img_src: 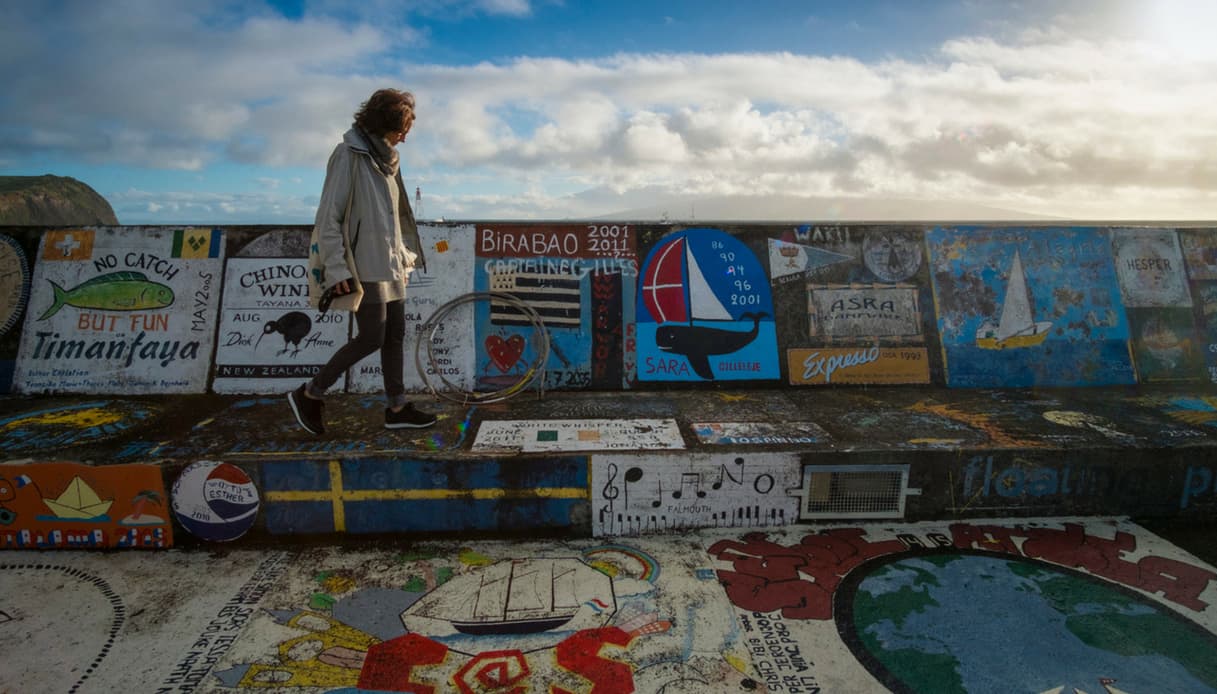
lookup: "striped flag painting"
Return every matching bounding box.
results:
[489,269,582,327]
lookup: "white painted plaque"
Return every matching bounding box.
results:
[472,418,685,452]
[15,227,223,394]
[592,452,802,537]
[212,257,350,393]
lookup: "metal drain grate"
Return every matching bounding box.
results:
[800,465,917,519]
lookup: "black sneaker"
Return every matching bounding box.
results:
[385,403,437,429]
[287,384,325,435]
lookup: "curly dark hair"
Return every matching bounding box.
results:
[354,89,415,137]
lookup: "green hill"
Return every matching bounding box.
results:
[0,174,119,225]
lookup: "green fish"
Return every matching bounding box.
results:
[39,271,175,320]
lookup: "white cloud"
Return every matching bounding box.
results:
[2,2,1216,221]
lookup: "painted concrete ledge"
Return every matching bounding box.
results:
[2,385,1217,545]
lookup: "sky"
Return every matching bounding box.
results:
[1,0,1215,224]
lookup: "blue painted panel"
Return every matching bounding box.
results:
[927,226,1135,387]
[344,498,579,533]
[636,228,779,382]
[260,460,333,492]
[263,501,334,534]
[340,457,588,490]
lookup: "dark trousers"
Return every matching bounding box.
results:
[308,299,406,406]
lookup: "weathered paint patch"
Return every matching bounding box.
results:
[1111,227,1191,308]
[693,421,830,446]
[0,461,172,549]
[472,418,684,452]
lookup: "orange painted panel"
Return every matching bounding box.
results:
[0,462,172,549]
[788,346,931,385]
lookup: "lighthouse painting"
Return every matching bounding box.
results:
[637,229,778,382]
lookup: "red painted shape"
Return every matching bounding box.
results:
[454,650,529,694]
[708,529,905,620]
[485,334,526,372]
[642,236,688,324]
[551,627,636,694]
[951,522,1217,612]
[358,633,449,693]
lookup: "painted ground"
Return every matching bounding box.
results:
[1,518,1214,693]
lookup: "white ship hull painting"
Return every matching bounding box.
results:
[975,250,1053,349]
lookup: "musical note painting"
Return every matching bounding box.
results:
[591,452,802,537]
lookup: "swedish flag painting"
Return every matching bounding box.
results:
[171,228,222,259]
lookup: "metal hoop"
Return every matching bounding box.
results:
[414,291,550,404]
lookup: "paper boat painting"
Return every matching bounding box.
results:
[42,476,113,519]
[976,250,1053,349]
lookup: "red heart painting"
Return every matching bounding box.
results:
[485,334,526,372]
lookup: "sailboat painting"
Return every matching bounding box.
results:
[975,250,1053,349]
[637,229,779,382]
[927,226,1135,388]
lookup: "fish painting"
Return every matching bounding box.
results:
[39,271,175,320]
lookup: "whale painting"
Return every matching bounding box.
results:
[637,229,778,382]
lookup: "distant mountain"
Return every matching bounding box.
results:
[598,194,1063,223]
[0,175,118,225]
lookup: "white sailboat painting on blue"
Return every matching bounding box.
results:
[637,228,779,382]
[927,226,1136,388]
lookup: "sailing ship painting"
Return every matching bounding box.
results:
[638,229,778,382]
[401,558,616,641]
[975,250,1053,349]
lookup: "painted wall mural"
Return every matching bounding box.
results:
[928,226,1136,387]
[0,462,172,549]
[14,227,224,393]
[0,232,33,393]
[592,452,802,537]
[351,223,477,394]
[637,227,778,382]
[0,224,1215,395]
[1113,227,1203,382]
[259,457,588,534]
[708,519,1217,693]
[0,233,30,339]
[475,223,637,391]
[213,230,348,393]
[772,225,937,386]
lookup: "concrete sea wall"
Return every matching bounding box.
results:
[2,222,1216,394]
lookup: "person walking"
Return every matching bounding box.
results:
[288,88,436,435]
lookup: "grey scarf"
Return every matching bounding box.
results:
[355,124,399,176]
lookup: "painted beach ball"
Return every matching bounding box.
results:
[171,461,260,542]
